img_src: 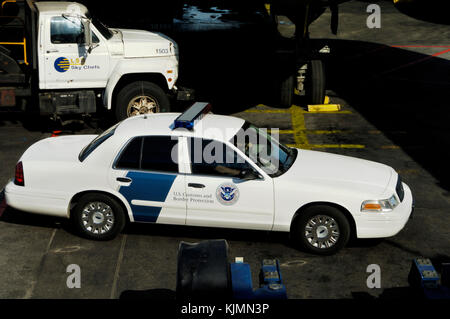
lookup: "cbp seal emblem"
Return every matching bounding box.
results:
[216,183,239,206]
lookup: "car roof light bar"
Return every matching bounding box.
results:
[173,102,212,130]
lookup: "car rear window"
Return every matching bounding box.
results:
[141,136,179,173]
[79,123,120,162]
[115,137,143,170]
[114,135,179,173]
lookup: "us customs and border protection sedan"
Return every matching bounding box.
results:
[4,103,414,254]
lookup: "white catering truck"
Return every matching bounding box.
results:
[0,0,191,120]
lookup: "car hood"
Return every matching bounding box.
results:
[118,28,177,58]
[278,149,394,197]
[20,135,96,163]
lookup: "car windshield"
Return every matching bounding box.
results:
[231,122,297,177]
[79,122,120,162]
[86,12,113,40]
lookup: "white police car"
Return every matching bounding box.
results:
[5,103,414,254]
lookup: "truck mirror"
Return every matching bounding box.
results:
[82,18,93,51]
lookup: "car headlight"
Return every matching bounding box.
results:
[361,194,399,212]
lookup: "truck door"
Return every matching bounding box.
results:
[41,16,109,89]
[184,137,274,230]
[111,135,186,225]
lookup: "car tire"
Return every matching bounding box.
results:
[306,59,326,105]
[72,193,126,241]
[291,205,350,255]
[115,81,170,121]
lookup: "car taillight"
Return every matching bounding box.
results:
[14,161,24,186]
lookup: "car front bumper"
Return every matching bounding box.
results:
[356,182,414,238]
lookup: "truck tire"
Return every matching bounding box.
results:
[279,74,295,108]
[306,60,326,105]
[71,193,126,241]
[291,205,350,255]
[115,81,170,121]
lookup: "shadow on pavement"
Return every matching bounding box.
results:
[320,38,450,191]
[393,0,450,25]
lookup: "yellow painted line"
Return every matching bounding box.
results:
[307,130,346,135]
[269,129,294,134]
[307,104,341,112]
[244,105,351,115]
[306,110,353,114]
[246,104,360,150]
[381,145,401,149]
[244,109,291,114]
[290,105,310,148]
[397,169,419,175]
[271,129,347,135]
[309,144,365,149]
[287,144,366,149]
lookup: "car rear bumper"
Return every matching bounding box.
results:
[356,182,414,238]
[5,180,69,218]
[0,187,7,217]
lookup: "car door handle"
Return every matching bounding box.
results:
[46,49,59,53]
[117,177,132,183]
[188,183,205,188]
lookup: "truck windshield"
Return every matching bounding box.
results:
[79,122,120,162]
[86,12,113,40]
[231,122,297,177]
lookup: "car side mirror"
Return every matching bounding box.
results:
[238,169,261,181]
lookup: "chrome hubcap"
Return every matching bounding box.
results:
[127,95,159,117]
[305,215,340,249]
[81,202,115,235]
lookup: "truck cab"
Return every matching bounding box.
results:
[1,1,186,121]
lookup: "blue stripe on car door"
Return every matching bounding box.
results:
[119,171,177,222]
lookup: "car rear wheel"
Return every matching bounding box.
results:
[291,205,350,255]
[72,194,126,241]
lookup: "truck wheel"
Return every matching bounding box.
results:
[71,194,126,241]
[291,205,350,255]
[115,81,170,121]
[306,60,326,105]
[279,74,295,108]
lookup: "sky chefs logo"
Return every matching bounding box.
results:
[54,57,100,72]
[216,183,239,206]
[54,57,70,72]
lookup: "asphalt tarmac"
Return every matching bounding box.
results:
[0,0,449,299]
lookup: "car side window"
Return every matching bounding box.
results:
[188,138,251,177]
[141,136,179,173]
[115,136,179,173]
[50,16,84,44]
[115,137,142,170]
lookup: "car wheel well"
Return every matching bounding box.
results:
[290,202,357,239]
[69,191,130,223]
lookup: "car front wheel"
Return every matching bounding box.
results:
[291,205,350,255]
[72,194,126,241]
